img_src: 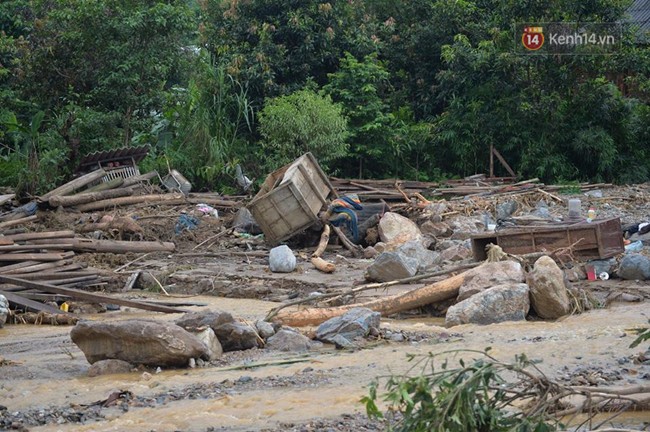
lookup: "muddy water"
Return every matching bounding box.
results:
[1,296,648,431]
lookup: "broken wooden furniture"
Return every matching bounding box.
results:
[470,218,625,261]
[248,153,335,245]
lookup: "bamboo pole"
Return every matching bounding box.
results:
[4,230,75,242]
[0,215,38,229]
[75,193,240,212]
[27,237,175,253]
[49,187,133,208]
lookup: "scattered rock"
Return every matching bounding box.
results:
[373,242,387,253]
[365,251,418,282]
[175,309,234,331]
[436,241,472,263]
[496,201,518,220]
[564,265,586,282]
[425,201,448,215]
[87,359,133,377]
[396,239,437,272]
[266,328,312,352]
[316,307,380,346]
[363,246,378,259]
[458,260,524,301]
[446,283,530,327]
[527,256,572,319]
[421,221,452,238]
[617,253,650,280]
[213,322,260,352]
[190,327,223,361]
[532,201,553,219]
[70,320,208,367]
[0,294,8,328]
[233,207,262,234]
[449,217,482,239]
[255,320,276,339]
[269,245,297,273]
[378,212,421,245]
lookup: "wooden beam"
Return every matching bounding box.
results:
[0,275,186,313]
[492,147,516,177]
[0,215,38,229]
[27,237,175,254]
[49,187,133,208]
[4,230,75,242]
[0,289,67,314]
[39,169,107,201]
[0,252,70,262]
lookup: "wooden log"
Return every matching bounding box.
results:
[0,275,186,313]
[122,171,158,187]
[0,289,66,314]
[0,238,14,246]
[27,237,175,254]
[4,230,75,242]
[313,225,330,258]
[40,169,107,201]
[83,177,124,193]
[10,311,79,325]
[75,193,240,212]
[2,256,75,274]
[273,265,479,326]
[0,252,70,262]
[311,257,335,273]
[0,260,42,273]
[0,215,38,229]
[0,243,74,252]
[331,225,362,257]
[49,187,133,208]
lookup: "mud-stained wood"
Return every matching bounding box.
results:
[0,275,186,314]
[0,289,67,314]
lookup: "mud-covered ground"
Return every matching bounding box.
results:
[1,186,650,431]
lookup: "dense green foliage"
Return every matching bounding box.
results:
[0,0,648,195]
[259,88,348,171]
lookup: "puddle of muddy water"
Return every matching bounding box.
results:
[1,298,648,431]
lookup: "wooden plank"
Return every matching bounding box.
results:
[492,147,516,177]
[49,187,133,208]
[3,256,76,274]
[0,275,186,313]
[0,260,42,273]
[0,252,70,262]
[4,230,75,242]
[0,243,74,252]
[27,237,175,254]
[0,289,67,314]
[2,271,98,280]
[40,169,107,201]
[0,215,38,229]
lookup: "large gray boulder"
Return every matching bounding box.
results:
[213,322,259,352]
[191,327,223,361]
[446,283,530,327]
[176,309,258,352]
[266,328,312,352]
[316,308,380,346]
[617,254,650,280]
[458,261,525,301]
[421,221,452,238]
[175,310,234,330]
[378,212,421,245]
[396,239,437,272]
[527,256,572,319]
[70,320,208,367]
[365,251,418,282]
[269,245,296,273]
[0,294,8,328]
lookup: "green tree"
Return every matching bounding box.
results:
[258,88,348,171]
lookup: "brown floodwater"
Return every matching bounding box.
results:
[1,295,648,431]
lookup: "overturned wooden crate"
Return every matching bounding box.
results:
[248,153,335,245]
[471,218,624,261]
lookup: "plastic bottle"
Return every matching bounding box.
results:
[568,199,581,219]
[587,207,596,222]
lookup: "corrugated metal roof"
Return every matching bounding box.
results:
[78,145,150,170]
[626,0,650,42]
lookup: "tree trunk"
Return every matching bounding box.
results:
[273,267,475,327]
[49,187,133,208]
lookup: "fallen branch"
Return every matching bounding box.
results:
[272,263,482,326]
[331,225,362,257]
[311,225,335,273]
[265,261,481,322]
